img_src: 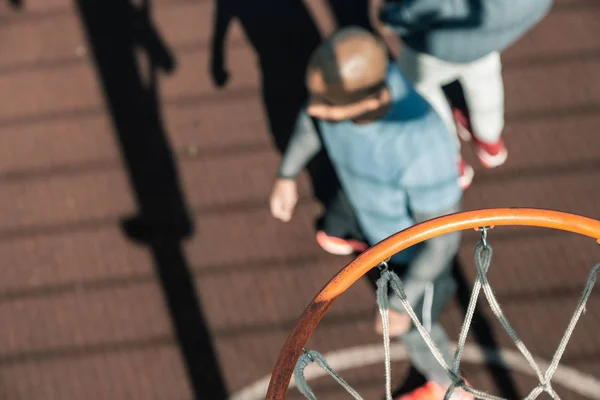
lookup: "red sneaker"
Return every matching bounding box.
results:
[315,231,368,256]
[458,158,474,190]
[453,108,473,142]
[453,108,508,168]
[395,381,474,400]
[472,136,508,168]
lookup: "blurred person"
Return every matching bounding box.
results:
[269,27,470,399]
[375,0,553,189]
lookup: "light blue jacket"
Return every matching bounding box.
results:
[316,64,461,255]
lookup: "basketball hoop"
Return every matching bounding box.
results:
[266,208,600,399]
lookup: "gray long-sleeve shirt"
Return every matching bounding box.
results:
[278,109,321,180]
[379,0,553,63]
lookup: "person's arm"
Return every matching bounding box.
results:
[379,0,444,35]
[278,108,323,179]
[270,109,323,222]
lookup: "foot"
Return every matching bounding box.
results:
[472,136,508,168]
[395,381,473,400]
[315,231,368,256]
[452,108,508,168]
[453,108,473,142]
[458,158,474,190]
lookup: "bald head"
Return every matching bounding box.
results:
[307,27,388,104]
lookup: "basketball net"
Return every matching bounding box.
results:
[293,228,600,400]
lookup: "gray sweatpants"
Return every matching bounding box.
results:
[392,269,457,386]
[387,203,462,386]
[403,321,455,386]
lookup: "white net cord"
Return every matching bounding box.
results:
[292,229,600,399]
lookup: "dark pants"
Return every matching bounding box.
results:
[317,185,364,241]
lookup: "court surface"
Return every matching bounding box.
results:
[0,0,599,398]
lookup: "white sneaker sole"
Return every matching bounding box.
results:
[316,237,354,256]
[456,122,472,142]
[478,147,508,168]
[459,164,475,190]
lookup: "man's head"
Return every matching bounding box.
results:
[306,27,390,122]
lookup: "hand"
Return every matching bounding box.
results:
[375,309,411,336]
[269,178,298,222]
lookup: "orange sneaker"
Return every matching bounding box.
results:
[395,381,474,400]
[315,231,369,256]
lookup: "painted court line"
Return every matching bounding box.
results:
[231,342,600,399]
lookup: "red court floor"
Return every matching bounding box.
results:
[0,0,599,398]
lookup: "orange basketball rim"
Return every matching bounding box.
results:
[266,208,600,399]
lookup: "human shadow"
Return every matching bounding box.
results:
[7,0,23,10]
[327,0,374,31]
[75,1,228,398]
[209,0,371,241]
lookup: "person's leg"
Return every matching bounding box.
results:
[397,46,474,189]
[458,52,507,168]
[402,322,454,385]
[395,274,473,399]
[380,270,472,399]
[401,273,457,386]
[382,224,472,398]
[397,46,460,148]
[317,185,368,255]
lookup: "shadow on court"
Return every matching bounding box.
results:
[74,1,227,398]
[7,0,22,10]
[208,0,372,242]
